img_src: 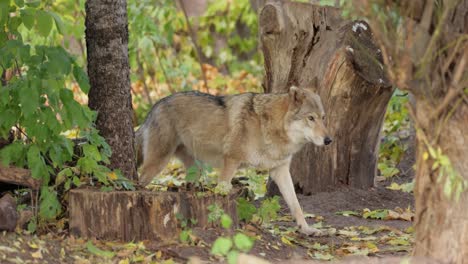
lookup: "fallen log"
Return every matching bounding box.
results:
[0,164,40,190]
[69,188,241,241]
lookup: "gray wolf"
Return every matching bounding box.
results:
[135,83,332,236]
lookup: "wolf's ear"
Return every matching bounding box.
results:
[289,86,305,105]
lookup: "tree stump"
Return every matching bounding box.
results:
[69,188,240,241]
[259,1,393,194]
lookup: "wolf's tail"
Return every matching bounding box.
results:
[135,126,144,168]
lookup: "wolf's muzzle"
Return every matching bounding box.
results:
[324,137,332,145]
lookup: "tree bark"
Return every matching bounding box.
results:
[69,188,239,241]
[413,101,468,262]
[85,0,137,180]
[259,1,393,194]
[0,164,39,190]
[409,2,468,262]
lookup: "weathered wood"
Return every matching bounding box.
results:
[69,188,240,241]
[0,193,18,231]
[0,164,40,190]
[178,191,239,229]
[259,1,393,194]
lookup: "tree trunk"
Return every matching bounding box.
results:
[259,1,393,194]
[352,0,468,262]
[85,0,137,180]
[412,102,468,262]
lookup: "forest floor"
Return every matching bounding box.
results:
[0,178,415,264]
[0,138,416,264]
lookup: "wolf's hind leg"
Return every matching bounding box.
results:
[175,145,195,170]
[270,162,324,236]
[139,130,177,186]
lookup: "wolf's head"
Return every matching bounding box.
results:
[285,82,332,146]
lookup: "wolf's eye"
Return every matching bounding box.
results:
[308,116,315,121]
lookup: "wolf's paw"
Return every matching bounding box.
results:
[300,225,326,237]
[214,182,232,195]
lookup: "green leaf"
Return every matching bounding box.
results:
[211,237,232,256]
[20,81,39,117]
[72,176,81,187]
[0,141,25,167]
[237,197,256,222]
[0,0,9,25]
[83,144,102,162]
[86,241,115,258]
[207,203,224,223]
[14,0,24,7]
[179,230,190,243]
[25,0,40,8]
[185,165,199,183]
[335,210,360,217]
[227,250,239,264]
[39,187,61,219]
[77,156,98,174]
[27,217,37,233]
[36,10,53,37]
[72,65,90,93]
[220,214,233,229]
[233,233,254,252]
[48,11,65,34]
[0,110,17,138]
[27,145,48,180]
[362,209,388,220]
[55,168,72,186]
[312,252,334,261]
[21,8,36,30]
[257,196,281,222]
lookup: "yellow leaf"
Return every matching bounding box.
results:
[365,242,379,253]
[27,241,39,249]
[281,236,293,246]
[108,172,118,180]
[156,250,162,259]
[118,259,130,264]
[423,152,429,160]
[31,249,43,259]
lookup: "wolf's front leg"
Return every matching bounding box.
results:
[270,162,323,236]
[215,157,239,194]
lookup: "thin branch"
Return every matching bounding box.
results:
[177,0,209,89]
[429,47,467,120]
[1,66,7,86]
[136,50,153,105]
[14,59,22,78]
[153,44,177,94]
[418,0,457,69]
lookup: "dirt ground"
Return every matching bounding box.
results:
[0,182,414,264]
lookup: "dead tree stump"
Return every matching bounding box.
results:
[69,188,240,241]
[259,1,393,194]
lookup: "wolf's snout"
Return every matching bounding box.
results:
[324,137,332,145]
